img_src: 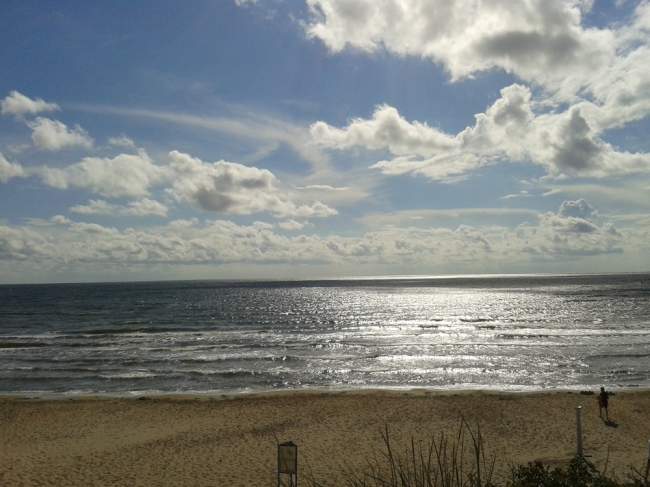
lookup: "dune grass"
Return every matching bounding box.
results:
[302,419,648,487]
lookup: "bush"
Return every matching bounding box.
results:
[510,457,615,487]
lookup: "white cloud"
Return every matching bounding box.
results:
[37,150,167,198]
[5,146,337,220]
[0,225,54,262]
[28,117,94,151]
[278,219,307,230]
[311,105,457,156]
[296,184,350,191]
[580,45,650,132]
[167,150,337,219]
[558,199,598,219]
[108,135,136,148]
[306,0,650,183]
[500,191,532,200]
[313,83,650,181]
[359,208,539,228]
[69,200,114,216]
[73,104,330,174]
[126,198,169,217]
[312,84,533,180]
[542,180,650,209]
[0,153,26,183]
[69,198,168,217]
[305,0,614,98]
[533,108,650,177]
[0,200,629,270]
[294,183,370,206]
[1,91,59,117]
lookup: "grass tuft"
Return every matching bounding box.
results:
[302,418,648,487]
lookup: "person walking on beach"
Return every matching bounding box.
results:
[598,386,610,421]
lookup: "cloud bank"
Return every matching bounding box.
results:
[0,200,628,272]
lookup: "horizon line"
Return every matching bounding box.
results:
[2,270,649,287]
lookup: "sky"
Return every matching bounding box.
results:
[1,0,649,283]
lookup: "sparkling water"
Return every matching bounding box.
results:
[1,274,648,395]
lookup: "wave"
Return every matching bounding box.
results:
[496,334,550,339]
[177,354,300,364]
[496,330,650,339]
[62,326,213,336]
[0,341,49,348]
[98,371,160,379]
[603,368,649,378]
[588,353,650,360]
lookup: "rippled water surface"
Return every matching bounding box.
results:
[1,274,649,395]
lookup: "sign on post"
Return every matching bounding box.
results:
[576,406,583,457]
[278,441,297,487]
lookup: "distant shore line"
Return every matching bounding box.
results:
[2,270,649,287]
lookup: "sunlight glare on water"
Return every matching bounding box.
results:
[0,274,649,395]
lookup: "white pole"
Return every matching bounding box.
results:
[643,440,650,484]
[576,406,583,457]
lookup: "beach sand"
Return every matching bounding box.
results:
[1,389,649,486]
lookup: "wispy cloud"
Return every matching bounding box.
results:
[70,103,331,173]
[542,181,650,209]
[70,198,168,217]
[358,208,540,228]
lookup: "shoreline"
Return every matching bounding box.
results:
[1,389,649,486]
[1,384,648,401]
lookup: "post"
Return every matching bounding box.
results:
[643,440,650,485]
[576,406,583,457]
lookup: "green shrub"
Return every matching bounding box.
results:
[509,457,621,487]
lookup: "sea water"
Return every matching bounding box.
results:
[0,274,649,395]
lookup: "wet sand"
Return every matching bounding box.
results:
[1,389,649,486]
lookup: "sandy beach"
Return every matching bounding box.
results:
[1,389,649,486]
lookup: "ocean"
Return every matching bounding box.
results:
[0,274,649,396]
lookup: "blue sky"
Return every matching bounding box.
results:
[1,0,649,283]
